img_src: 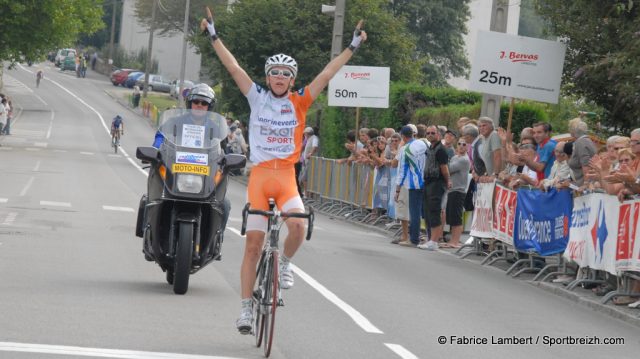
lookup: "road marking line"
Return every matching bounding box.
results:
[53,149,67,153]
[0,147,13,150]
[25,148,41,151]
[34,94,48,106]
[2,213,18,226]
[102,206,135,212]
[0,198,8,203]
[40,201,71,208]
[80,151,94,155]
[46,110,54,139]
[20,177,35,196]
[291,263,384,334]
[384,343,419,359]
[226,227,243,237]
[40,74,148,177]
[32,160,41,172]
[0,341,242,359]
[34,142,48,147]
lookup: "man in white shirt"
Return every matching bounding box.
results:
[299,127,319,196]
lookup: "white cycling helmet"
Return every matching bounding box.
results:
[186,83,216,110]
[265,53,298,78]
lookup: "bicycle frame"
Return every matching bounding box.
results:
[240,199,314,357]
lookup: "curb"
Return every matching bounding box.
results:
[103,89,147,123]
[532,281,640,328]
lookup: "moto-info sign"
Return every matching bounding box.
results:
[469,31,566,104]
[328,65,390,108]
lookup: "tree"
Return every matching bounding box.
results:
[390,0,471,86]
[80,0,122,49]
[0,0,104,63]
[191,0,421,117]
[536,0,640,131]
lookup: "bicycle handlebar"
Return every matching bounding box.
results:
[240,203,315,240]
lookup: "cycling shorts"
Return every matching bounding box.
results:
[245,165,304,233]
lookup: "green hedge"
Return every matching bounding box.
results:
[315,83,557,158]
[414,103,481,130]
[499,101,549,141]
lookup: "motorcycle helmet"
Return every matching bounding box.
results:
[186,83,216,111]
[264,54,298,78]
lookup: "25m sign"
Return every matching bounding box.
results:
[469,31,566,104]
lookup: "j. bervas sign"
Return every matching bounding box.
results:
[469,31,567,104]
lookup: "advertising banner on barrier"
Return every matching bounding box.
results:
[513,188,573,256]
[563,193,620,275]
[470,181,495,238]
[493,184,517,246]
[615,199,640,272]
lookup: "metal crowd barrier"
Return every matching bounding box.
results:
[306,157,384,224]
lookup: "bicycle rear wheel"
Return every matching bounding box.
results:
[262,251,279,357]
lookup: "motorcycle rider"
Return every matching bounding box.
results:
[201,8,367,334]
[150,83,231,247]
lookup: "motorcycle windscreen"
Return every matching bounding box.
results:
[157,109,229,197]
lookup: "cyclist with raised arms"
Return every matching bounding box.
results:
[200,7,367,334]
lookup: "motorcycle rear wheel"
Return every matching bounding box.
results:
[173,222,193,294]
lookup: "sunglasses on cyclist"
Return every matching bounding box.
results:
[268,69,294,78]
[426,132,437,135]
[191,99,210,106]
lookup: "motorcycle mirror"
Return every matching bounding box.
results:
[224,153,246,170]
[136,146,159,163]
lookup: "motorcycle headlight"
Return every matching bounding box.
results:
[176,174,204,193]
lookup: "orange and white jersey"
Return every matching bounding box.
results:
[246,83,313,168]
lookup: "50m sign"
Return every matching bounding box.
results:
[328,65,390,108]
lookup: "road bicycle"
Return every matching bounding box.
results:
[241,199,314,357]
[111,128,122,154]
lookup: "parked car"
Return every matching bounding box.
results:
[60,55,76,71]
[55,49,76,67]
[110,68,139,86]
[135,74,172,93]
[124,72,145,88]
[170,80,194,98]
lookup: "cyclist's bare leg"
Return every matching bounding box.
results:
[283,213,305,259]
[240,230,265,299]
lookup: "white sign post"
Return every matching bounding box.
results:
[328,65,390,108]
[469,31,566,104]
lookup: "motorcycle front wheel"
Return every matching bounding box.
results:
[173,222,193,294]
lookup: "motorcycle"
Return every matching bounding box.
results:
[135,109,245,294]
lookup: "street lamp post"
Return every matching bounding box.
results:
[177,0,191,107]
[108,0,117,73]
[322,0,346,60]
[142,0,158,99]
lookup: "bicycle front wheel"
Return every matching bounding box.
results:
[254,251,267,348]
[262,251,279,357]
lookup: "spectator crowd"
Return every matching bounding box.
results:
[301,116,640,308]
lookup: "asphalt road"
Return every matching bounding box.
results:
[0,63,638,359]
